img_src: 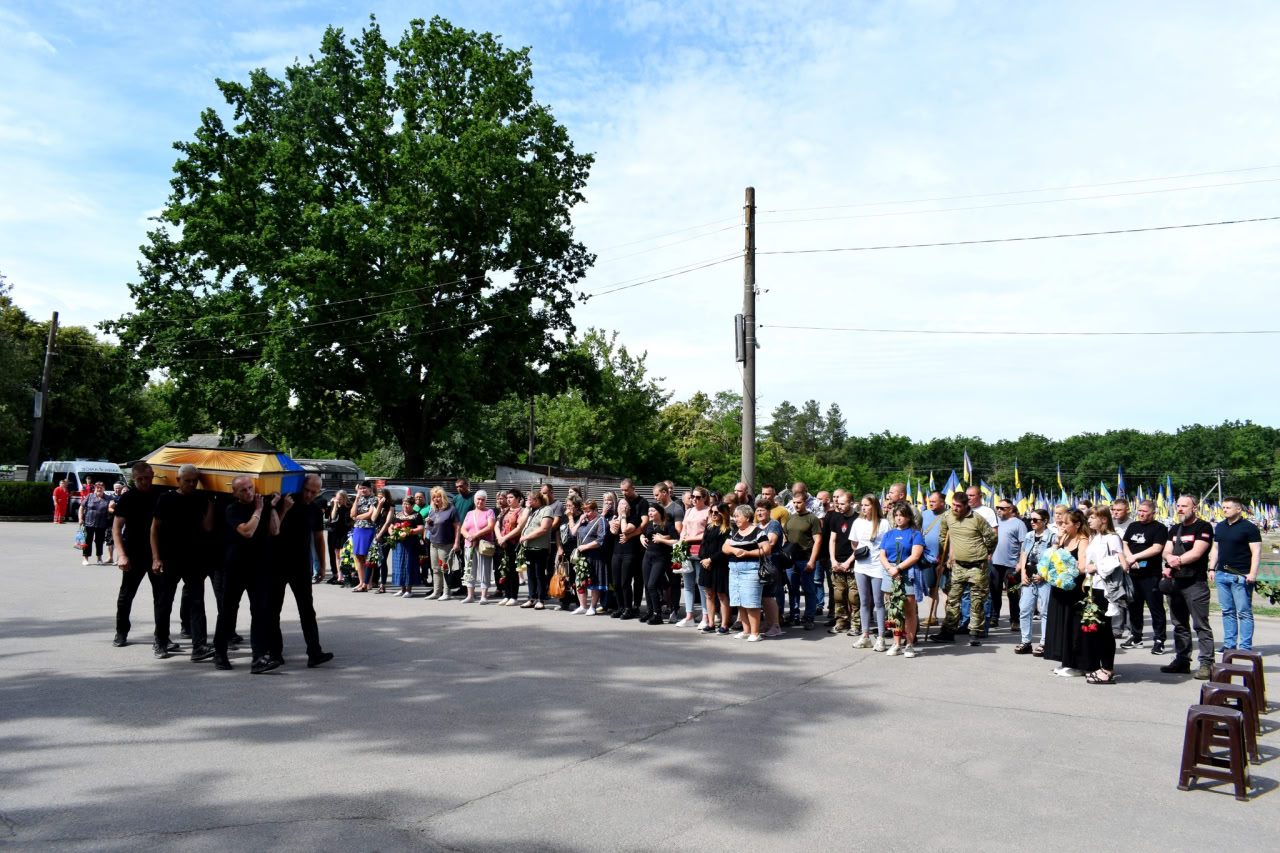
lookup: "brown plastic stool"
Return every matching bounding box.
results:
[1199,682,1261,764]
[1178,704,1250,801]
[1211,663,1263,723]
[1222,650,1266,709]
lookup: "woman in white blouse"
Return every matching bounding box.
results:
[850,494,890,651]
[1083,507,1123,684]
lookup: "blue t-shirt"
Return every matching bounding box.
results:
[920,510,945,562]
[994,518,1026,567]
[881,527,925,565]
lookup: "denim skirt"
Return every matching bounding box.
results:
[729,560,762,608]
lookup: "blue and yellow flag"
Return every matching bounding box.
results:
[1100,482,1113,503]
[1117,465,1126,497]
[1057,463,1064,492]
[963,449,973,485]
[1014,459,1021,490]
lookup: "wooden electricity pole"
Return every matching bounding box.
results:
[741,188,756,491]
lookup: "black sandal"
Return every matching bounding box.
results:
[1085,670,1116,684]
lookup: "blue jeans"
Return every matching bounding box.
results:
[1019,580,1051,644]
[786,564,818,622]
[814,559,826,610]
[1216,573,1254,650]
[959,587,992,632]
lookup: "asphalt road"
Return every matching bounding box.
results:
[2,521,1277,851]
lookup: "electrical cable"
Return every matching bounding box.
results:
[758,325,1280,336]
[755,177,1280,225]
[755,215,1280,255]
[759,163,1280,215]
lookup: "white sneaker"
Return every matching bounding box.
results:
[676,617,695,628]
[885,644,903,656]
[478,597,488,605]
[82,558,89,566]
[903,646,919,658]
[403,591,414,598]
[572,606,588,614]
[462,596,475,604]
[1051,666,1067,675]
[873,636,886,653]
[734,631,747,640]
[1058,667,1085,678]
[746,634,762,642]
[852,635,871,649]
[583,607,594,615]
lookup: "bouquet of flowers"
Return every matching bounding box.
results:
[671,540,690,573]
[1037,548,1078,590]
[1079,575,1102,632]
[571,553,591,590]
[884,573,906,636]
[387,521,416,546]
[515,544,528,575]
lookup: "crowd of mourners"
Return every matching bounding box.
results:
[76,465,1265,682]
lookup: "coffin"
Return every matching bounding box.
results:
[142,444,306,495]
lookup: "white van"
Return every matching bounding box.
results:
[35,460,126,516]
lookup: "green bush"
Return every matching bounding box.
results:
[0,481,56,516]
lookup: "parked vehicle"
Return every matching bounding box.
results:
[35,460,125,516]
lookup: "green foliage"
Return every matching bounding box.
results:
[0,481,56,516]
[107,15,595,476]
[355,443,406,478]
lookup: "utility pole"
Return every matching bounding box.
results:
[741,187,756,491]
[25,311,58,481]
[528,395,535,465]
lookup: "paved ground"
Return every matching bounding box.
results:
[3,521,1278,851]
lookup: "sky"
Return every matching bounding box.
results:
[3,0,1279,443]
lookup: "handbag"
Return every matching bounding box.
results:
[477,539,497,557]
[853,544,870,560]
[548,564,567,598]
[74,524,86,549]
[1097,539,1121,577]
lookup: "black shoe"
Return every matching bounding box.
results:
[307,651,334,668]
[1151,640,1167,655]
[166,642,180,652]
[326,577,340,584]
[927,632,956,644]
[976,631,989,639]
[1160,660,1191,674]
[968,639,981,647]
[610,609,624,619]
[270,654,285,667]
[232,634,245,645]
[152,644,170,659]
[803,620,814,631]
[1120,636,1143,649]
[647,614,664,625]
[620,610,636,621]
[112,633,127,647]
[214,655,233,670]
[179,630,192,640]
[955,626,970,635]
[190,645,215,662]
[250,656,280,675]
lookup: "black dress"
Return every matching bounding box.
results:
[700,524,731,595]
[1042,538,1089,669]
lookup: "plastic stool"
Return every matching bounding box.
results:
[1211,663,1263,722]
[1178,704,1250,801]
[1199,682,1261,764]
[1222,649,1266,709]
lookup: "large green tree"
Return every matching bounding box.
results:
[109,16,594,475]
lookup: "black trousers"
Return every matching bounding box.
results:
[524,549,550,602]
[500,544,520,599]
[1127,573,1167,642]
[213,565,271,659]
[642,551,669,616]
[270,564,322,657]
[115,549,161,640]
[149,566,184,648]
[1169,577,1214,666]
[181,568,224,635]
[82,525,108,559]
[612,550,644,611]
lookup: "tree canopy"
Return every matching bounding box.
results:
[108,15,594,475]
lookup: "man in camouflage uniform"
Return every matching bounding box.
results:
[929,491,997,647]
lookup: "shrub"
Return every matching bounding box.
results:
[0,481,56,516]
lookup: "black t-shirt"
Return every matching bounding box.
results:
[1169,518,1214,580]
[645,519,677,560]
[153,489,211,565]
[621,496,650,555]
[1122,519,1168,578]
[824,512,857,564]
[114,487,159,553]
[602,509,618,562]
[276,495,324,565]
[1214,517,1261,576]
[224,501,273,568]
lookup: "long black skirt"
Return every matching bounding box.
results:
[1043,583,1090,669]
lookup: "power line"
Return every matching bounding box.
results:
[60,251,742,349]
[755,177,1280,226]
[759,325,1280,337]
[759,163,1280,215]
[116,220,740,329]
[755,215,1280,256]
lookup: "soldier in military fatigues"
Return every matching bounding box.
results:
[929,491,997,646]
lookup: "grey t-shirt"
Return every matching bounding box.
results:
[994,517,1026,567]
[663,500,685,527]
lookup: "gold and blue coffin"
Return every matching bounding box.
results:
[143,446,306,495]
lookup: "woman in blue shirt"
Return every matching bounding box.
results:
[878,504,926,657]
